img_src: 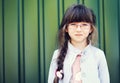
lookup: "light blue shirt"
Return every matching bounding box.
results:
[48,42,110,83]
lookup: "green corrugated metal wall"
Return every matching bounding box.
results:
[0,0,119,83]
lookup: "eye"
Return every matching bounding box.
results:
[70,23,76,26]
[69,23,77,27]
[81,23,89,26]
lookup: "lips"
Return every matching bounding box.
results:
[75,34,83,36]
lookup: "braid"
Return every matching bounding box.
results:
[57,40,68,70]
[53,40,68,83]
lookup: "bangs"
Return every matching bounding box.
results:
[66,5,93,24]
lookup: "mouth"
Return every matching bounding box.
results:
[75,34,83,36]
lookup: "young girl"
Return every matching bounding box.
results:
[48,4,110,83]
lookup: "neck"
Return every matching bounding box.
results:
[70,40,88,50]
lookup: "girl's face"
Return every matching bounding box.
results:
[66,22,92,44]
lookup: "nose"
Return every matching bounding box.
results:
[76,25,82,31]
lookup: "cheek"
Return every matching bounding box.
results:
[84,30,91,37]
[67,30,74,38]
[67,28,72,34]
[67,31,72,36]
[87,28,92,34]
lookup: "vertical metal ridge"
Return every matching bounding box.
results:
[37,0,41,82]
[22,0,25,83]
[102,0,106,53]
[97,0,101,48]
[42,0,46,82]
[57,0,60,28]
[77,0,80,4]
[62,0,64,15]
[17,0,21,83]
[82,0,85,4]
[117,0,120,82]
[2,0,5,83]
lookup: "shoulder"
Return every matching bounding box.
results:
[90,45,105,58]
[90,45,104,54]
[51,49,60,62]
[89,46,107,65]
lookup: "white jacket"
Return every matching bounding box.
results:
[48,42,110,83]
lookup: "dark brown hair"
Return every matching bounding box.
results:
[54,4,97,83]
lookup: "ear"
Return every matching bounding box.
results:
[62,25,68,32]
[89,27,93,33]
[65,27,68,32]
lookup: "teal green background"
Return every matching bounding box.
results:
[0,0,120,83]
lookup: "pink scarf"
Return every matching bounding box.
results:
[71,55,82,83]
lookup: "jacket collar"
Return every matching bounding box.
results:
[68,41,92,56]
